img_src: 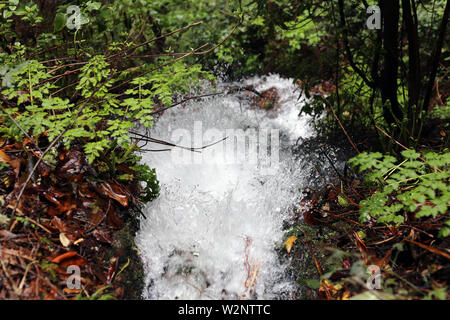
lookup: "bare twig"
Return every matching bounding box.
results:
[404,238,450,260]
[149,92,225,116]
[108,43,209,93]
[0,107,42,153]
[326,100,360,154]
[375,125,443,173]
[193,20,242,55]
[0,259,20,298]
[129,130,228,152]
[106,21,204,61]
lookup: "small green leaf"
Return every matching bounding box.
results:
[401,149,420,160]
[304,279,320,289]
[338,195,349,207]
[53,13,66,32]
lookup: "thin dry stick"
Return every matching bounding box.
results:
[149,92,225,115]
[0,107,42,153]
[129,130,227,152]
[111,19,240,67]
[433,70,449,105]
[404,238,450,260]
[302,230,333,300]
[38,273,68,299]
[193,19,242,55]
[7,210,53,234]
[49,81,79,98]
[375,125,443,173]
[122,52,195,59]
[325,101,391,188]
[131,18,147,44]
[312,164,327,186]
[46,62,87,74]
[301,231,323,276]
[108,43,209,92]
[327,101,360,154]
[39,57,78,64]
[29,42,73,58]
[148,86,263,116]
[244,237,253,288]
[0,259,20,298]
[42,66,84,84]
[18,260,38,295]
[107,21,204,60]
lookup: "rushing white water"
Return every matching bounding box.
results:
[135,74,314,300]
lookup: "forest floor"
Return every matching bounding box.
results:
[288,172,450,300]
[0,139,145,299]
[283,121,450,300]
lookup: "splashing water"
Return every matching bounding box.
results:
[135,74,314,300]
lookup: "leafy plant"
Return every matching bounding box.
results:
[1,53,211,161]
[75,285,116,300]
[349,149,450,233]
[133,163,160,202]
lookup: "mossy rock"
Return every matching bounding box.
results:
[105,208,145,300]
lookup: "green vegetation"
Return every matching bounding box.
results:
[0,0,217,300]
[350,150,449,229]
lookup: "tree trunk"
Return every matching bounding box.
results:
[380,0,402,125]
[402,0,421,120]
[422,0,450,114]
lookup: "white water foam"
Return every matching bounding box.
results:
[135,74,313,300]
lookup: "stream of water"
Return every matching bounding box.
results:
[135,74,315,300]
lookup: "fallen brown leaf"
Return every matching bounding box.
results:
[285,236,297,254]
[99,180,128,207]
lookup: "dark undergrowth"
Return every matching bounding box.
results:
[282,119,449,300]
[0,139,146,299]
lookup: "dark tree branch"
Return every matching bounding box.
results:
[422,0,450,113]
[401,0,421,119]
[379,0,402,124]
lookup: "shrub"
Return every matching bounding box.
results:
[349,149,450,237]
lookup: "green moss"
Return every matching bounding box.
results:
[105,208,145,300]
